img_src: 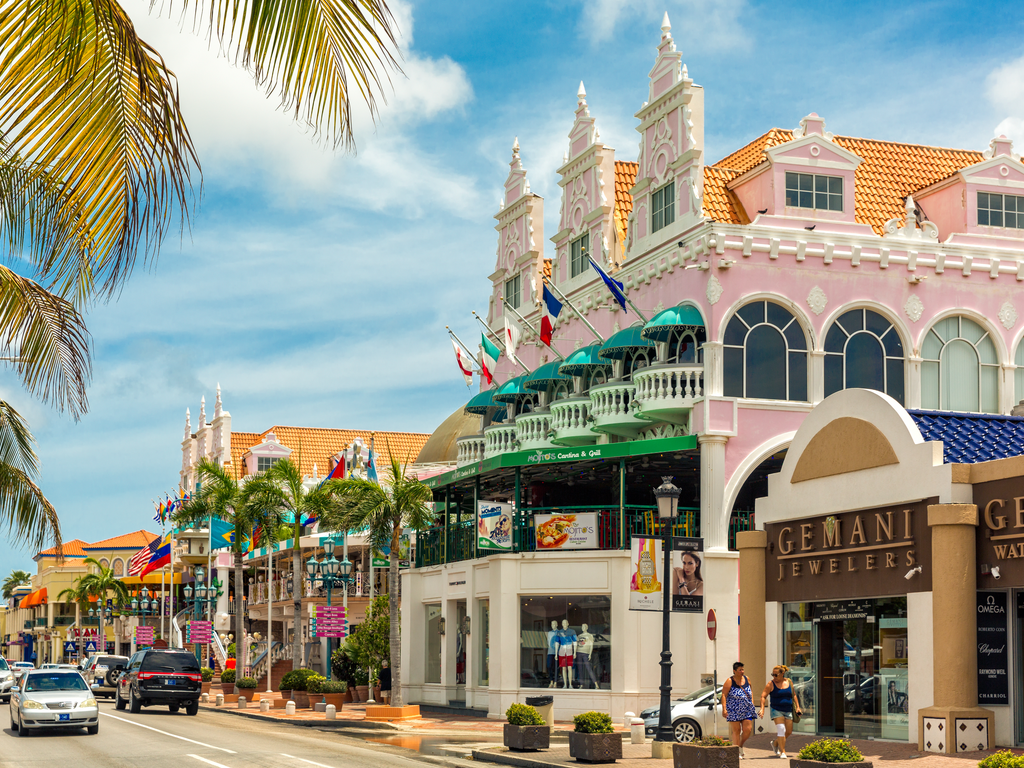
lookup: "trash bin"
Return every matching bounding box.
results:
[525,695,555,727]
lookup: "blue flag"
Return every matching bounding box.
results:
[210,518,235,546]
[588,256,628,313]
[542,283,563,318]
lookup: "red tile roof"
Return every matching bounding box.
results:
[84,530,159,551]
[613,161,639,247]
[36,539,88,559]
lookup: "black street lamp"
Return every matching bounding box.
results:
[306,537,353,681]
[653,475,681,746]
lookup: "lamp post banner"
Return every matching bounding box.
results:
[477,501,513,551]
[629,536,664,611]
[671,537,704,613]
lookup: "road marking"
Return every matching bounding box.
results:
[188,756,235,768]
[100,712,237,753]
[281,754,335,768]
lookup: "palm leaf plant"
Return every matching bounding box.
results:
[321,447,433,707]
[2,569,30,600]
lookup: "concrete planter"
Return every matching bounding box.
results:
[673,743,740,768]
[568,732,623,763]
[201,682,212,694]
[504,724,551,751]
[355,685,369,701]
[323,693,345,711]
[237,689,259,702]
[790,761,873,768]
[290,691,310,708]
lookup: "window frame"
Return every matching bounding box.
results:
[785,171,843,212]
[723,300,808,402]
[504,274,522,310]
[978,191,1024,229]
[651,181,676,233]
[921,315,999,413]
[257,456,280,473]
[570,233,591,278]
[823,308,905,405]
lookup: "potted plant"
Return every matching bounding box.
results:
[220,668,236,700]
[353,667,369,703]
[236,676,259,702]
[279,668,317,708]
[792,739,871,768]
[371,672,381,702]
[321,680,347,711]
[200,667,213,695]
[332,645,359,702]
[306,674,327,706]
[504,703,550,751]
[568,711,622,763]
[673,735,739,768]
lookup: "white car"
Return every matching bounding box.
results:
[10,669,99,736]
[0,658,13,702]
[640,685,729,742]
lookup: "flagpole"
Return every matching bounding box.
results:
[545,281,606,342]
[588,257,650,322]
[472,312,530,373]
[499,298,565,360]
[160,520,166,644]
[445,327,482,368]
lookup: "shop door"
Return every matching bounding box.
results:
[453,601,467,703]
[816,621,845,734]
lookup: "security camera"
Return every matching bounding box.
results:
[904,565,923,580]
[992,566,1001,580]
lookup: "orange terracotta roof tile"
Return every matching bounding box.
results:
[84,530,159,550]
[36,539,88,559]
[227,431,263,481]
[702,166,747,225]
[613,161,638,248]
[711,129,983,235]
[543,259,552,280]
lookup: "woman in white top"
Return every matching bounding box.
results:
[672,552,704,596]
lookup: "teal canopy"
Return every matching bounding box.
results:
[465,389,500,415]
[494,375,530,403]
[559,344,607,376]
[524,360,572,391]
[641,304,706,342]
[598,325,656,360]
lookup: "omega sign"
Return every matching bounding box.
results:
[765,501,933,603]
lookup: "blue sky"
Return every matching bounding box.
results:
[2,0,1024,582]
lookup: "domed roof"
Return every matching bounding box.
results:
[415,405,483,464]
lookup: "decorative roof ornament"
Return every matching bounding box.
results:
[661,12,671,38]
[199,396,206,428]
[792,112,834,141]
[214,384,222,419]
[577,81,587,105]
[184,408,191,439]
[983,134,1020,161]
[512,136,520,157]
[883,194,938,241]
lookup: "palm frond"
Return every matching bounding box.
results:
[0,456,59,555]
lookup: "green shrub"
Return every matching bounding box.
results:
[331,646,358,684]
[321,680,348,694]
[353,667,369,687]
[200,667,213,682]
[220,669,236,684]
[279,668,318,691]
[235,677,258,690]
[978,751,1024,768]
[506,703,545,726]
[306,675,327,694]
[573,711,614,734]
[227,642,235,658]
[693,736,732,747]
[797,739,864,763]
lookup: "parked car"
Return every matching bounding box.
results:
[10,669,99,736]
[11,662,35,684]
[845,675,880,715]
[115,648,201,715]
[0,658,13,703]
[640,685,727,742]
[82,655,129,699]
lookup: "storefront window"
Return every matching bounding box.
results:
[519,596,610,689]
[478,599,490,687]
[425,604,442,684]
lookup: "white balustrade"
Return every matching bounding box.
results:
[456,435,486,466]
[549,397,597,446]
[515,410,555,451]
[589,380,647,437]
[632,364,704,425]
[483,423,517,458]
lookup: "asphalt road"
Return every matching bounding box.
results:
[0,699,437,768]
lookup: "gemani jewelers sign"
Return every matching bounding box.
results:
[765,500,933,603]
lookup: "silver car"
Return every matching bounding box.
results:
[640,685,728,742]
[10,669,99,736]
[0,658,13,703]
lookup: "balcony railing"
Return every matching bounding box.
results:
[515,410,555,451]
[34,617,47,627]
[633,364,704,425]
[54,616,75,626]
[484,423,517,458]
[549,396,597,446]
[456,435,486,467]
[589,380,647,437]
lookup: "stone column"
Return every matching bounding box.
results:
[699,434,739,671]
[906,356,923,409]
[918,503,993,754]
[736,531,767,700]
[809,350,825,405]
[702,342,724,397]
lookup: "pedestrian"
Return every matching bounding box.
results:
[722,661,756,758]
[378,660,392,705]
[758,665,801,759]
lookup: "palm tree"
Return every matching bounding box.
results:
[243,458,346,670]
[322,449,433,707]
[172,458,282,676]
[58,557,131,660]
[2,569,30,600]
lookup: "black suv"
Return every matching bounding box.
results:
[115,648,201,715]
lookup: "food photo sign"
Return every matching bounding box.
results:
[477,501,514,552]
[534,513,598,550]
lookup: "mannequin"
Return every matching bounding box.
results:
[575,623,597,689]
[547,621,559,688]
[557,619,577,688]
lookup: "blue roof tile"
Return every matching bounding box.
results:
[907,410,1024,464]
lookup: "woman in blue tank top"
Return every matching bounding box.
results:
[758,665,802,759]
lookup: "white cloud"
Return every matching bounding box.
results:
[576,0,749,50]
[987,53,1024,146]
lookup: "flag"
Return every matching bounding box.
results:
[139,534,172,578]
[451,338,474,387]
[480,334,500,385]
[327,456,345,480]
[367,437,379,484]
[540,283,563,347]
[210,518,235,546]
[588,255,628,313]
[504,317,521,358]
[127,537,159,577]
[152,500,164,525]
[247,525,262,554]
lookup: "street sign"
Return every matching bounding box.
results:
[187,620,213,644]
[63,641,76,653]
[707,609,717,641]
[134,626,154,646]
[84,641,97,652]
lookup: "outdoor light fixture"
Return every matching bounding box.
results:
[305,555,318,577]
[464,617,471,635]
[904,565,923,580]
[439,617,446,635]
[654,476,681,520]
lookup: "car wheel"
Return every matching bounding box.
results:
[17,722,29,737]
[673,718,701,743]
[129,687,141,714]
[168,704,179,713]
[185,699,199,717]
[87,724,99,735]
[11,714,18,731]
[115,686,126,711]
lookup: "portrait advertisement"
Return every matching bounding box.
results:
[672,537,704,613]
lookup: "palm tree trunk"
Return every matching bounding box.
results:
[389,548,401,707]
[234,551,246,676]
[291,527,302,670]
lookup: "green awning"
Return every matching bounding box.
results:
[598,325,655,360]
[465,389,500,415]
[524,360,571,391]
[559,344,607,376]
[494,375,530,403]
[641,305,706,342]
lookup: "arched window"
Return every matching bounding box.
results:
[1015,339,1024,406]
[921,316,998,413]
[824,309,905,404]
[99,558,110,570]
[552,381,571,401]
[723,301,807,401]
[587,367,609,389]
[623,348,654,380]
[112,558,124,576]
[667,328,706,364]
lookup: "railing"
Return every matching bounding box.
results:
[549,396,597,446]
[633,364,704,424]
[34,617,46,627]
[515,410,555,451]
[589,380,646,437]
[251,640,291,683]
[172,607,190,648]
[250,578,290,605]
[211,630,228,668]
[54,616,75,626]
[456,435,486,467]
[484,423,517,458]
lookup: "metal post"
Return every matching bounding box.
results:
[474,476,481,560]
[325,570,332,682]
[656,530,674,744]
[514,467,521,549]
[619,459,626,550]
[444,486,451,564]
[342,534,348,614]
[266,547,272,693]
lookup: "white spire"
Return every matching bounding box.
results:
[512,136,520,156]
[199,395,206,427]
[184,408,191,439]
[214,383,222,418]
[661,12,671,34]
[577,81,587,104]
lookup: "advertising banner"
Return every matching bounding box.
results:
[372,549,390,568]
[399,533,411,568]
[977,590,1009,705]
[477,501,514,552]
[534,512,598,550]
[670,537,704,613]
[629,536,705,612]
[629,536,663,611]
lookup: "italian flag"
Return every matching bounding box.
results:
[480,334,501,385]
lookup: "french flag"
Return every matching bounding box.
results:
[540,282,563,347]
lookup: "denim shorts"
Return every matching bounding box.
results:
[770,708,793,720]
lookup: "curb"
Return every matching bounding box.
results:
[199,705,402,731]
[473,747,566,768]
